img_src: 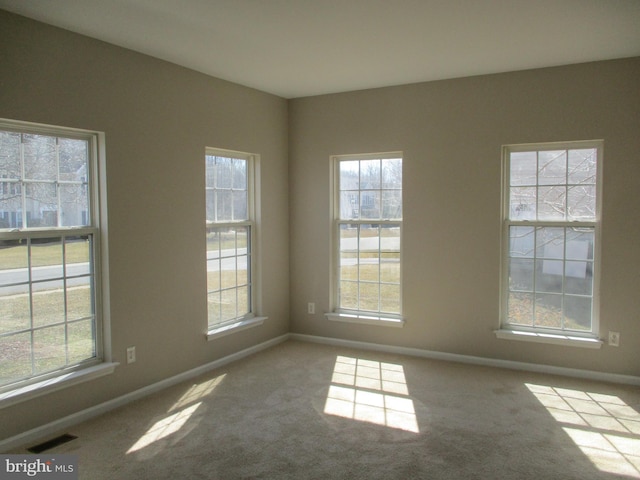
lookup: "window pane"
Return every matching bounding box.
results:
[360,159,380,190]
[0,331,32,385]
[0,240,28,284]
[0,131,22,179]
[215,157,232,188]
[205,155,216,188]
[509,187,536,220]
[536,227,564,259]
[359,282,379,312]
[509,258,534,292]
[380,226,400,250]
[380,284,400,313]
[508,292,533,326]
[67,283,93,321]
[535,293,562,328]
[565,262,593,295]
[340,161,360,190]
[58,138,88,182]
[509,226,534,258]
[537,186,566,220]
[216,190,232,221]
[232,190,247,220]
[360,191,380,219]
[205,189,215,222]
[566,228,593,261]
[67,319,96,364]
[359,261,379,283]
[26,183,58,228]
[33,324,66,374]
[567,185,596,221]
[220,288,237,322]
[380,252,400,284]
[535,259,563,293]
[31,238,63,279]
[381,190,402,219]
[207,292,221,324]
[538,150,566,185]
[340,280,358,310]
[359,224,379,247]
[232,158,247,190]
[564,296,592,331]
[340,191,359,219]
[381,158,402,189]
[510,152,537,186]
[32,281,65,327]
[0,190,22,228]
[236,286,250,317]
[568,149,597,185]
[0,285,30,334]
[207,258,221,292]
[23,134,56,181]
[60,184,88,227]
[220,262,237,289]
[65,235,91,265]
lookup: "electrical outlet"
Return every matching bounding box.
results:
[308,302,315,314]
[126,346,136,364]
[608,331,620,347]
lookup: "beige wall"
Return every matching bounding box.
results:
[289,57,640,377]
[0,11,289,439]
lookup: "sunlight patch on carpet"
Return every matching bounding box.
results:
[127,402,202,453]
[526,383,640,478]
[169,374,226,412]
[324,356,419,433]
[127,373,227,454]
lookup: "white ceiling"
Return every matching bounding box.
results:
[1,0,639,98]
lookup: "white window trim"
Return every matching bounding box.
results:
[494,329,602,349]
[325,312,405,328]
[0,361,118,410]
[204,148,265,338]
[0,118,113,403]
[499,140,603,345]
[206,316,268,340]
[330,152,404,326]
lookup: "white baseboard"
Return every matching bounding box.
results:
[290,333,640,386]
[0,334,289,453]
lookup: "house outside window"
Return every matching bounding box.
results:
[501,141,602,339]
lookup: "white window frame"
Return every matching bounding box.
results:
[326,152,404,328]
[205,148,265,340]
[0,118,115,408]
[497,140,603,348]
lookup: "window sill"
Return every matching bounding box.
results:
[0,362,119,410]
[325,312,405,328]
[494,329,603,349]
[206,316,268,341]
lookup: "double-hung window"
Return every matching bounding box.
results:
[0,119,107,396]
[329,153,403,326]
[205,148,261,335]
[500,141,602,342]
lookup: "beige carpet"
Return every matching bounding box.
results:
[12,340,640,479]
